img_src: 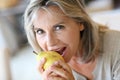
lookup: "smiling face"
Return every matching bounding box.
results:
[33,6,84,62]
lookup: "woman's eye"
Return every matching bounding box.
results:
[35,29,44,35]
[54,25,65,31]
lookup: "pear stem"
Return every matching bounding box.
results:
[33,51,38,55]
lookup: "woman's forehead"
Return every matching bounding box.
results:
[32,6,70,27]
[35,6,66,18]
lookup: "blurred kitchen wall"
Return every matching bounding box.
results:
[0,0,29,80]
[0,0,29,55]
[85,0,120,12]
[85,0,120,30]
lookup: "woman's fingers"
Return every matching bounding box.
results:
[62,61,72,73]
[51,66,74,80]
[43,65,66,80]
[56,60,72,73]
[48,60,74,80]
[37,57,46,74]
[38,60,74,80]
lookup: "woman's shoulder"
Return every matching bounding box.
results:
[98,25,120,45]
[99,27,120,63]
[98,25,120,57]
[102,29,120,46]
[94,25,120,79]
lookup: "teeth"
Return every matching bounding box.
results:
[56,47,65,55]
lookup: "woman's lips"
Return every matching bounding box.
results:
[56,47,66,56]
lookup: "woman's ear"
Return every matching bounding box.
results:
[79,23,84,31]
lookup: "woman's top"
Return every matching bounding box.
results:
[72,29,120,80]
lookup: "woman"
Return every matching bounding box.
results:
[24,0,120,80]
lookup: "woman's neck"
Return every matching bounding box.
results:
[68,56,97,80]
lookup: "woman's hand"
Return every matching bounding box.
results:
[38,58,75,80]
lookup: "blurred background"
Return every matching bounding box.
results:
[0,0,120,80]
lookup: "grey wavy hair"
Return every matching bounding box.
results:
[24,0,99,62]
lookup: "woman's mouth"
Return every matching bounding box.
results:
[55,47,66,56]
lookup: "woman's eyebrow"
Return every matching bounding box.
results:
[33,27,41,30]
[53,22,64,27]
[33,22,64,30]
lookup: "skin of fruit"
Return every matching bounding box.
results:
[36,51,64,70]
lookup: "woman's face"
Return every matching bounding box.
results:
[33,6,84,62]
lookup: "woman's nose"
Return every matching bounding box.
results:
[46,33,58,47]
